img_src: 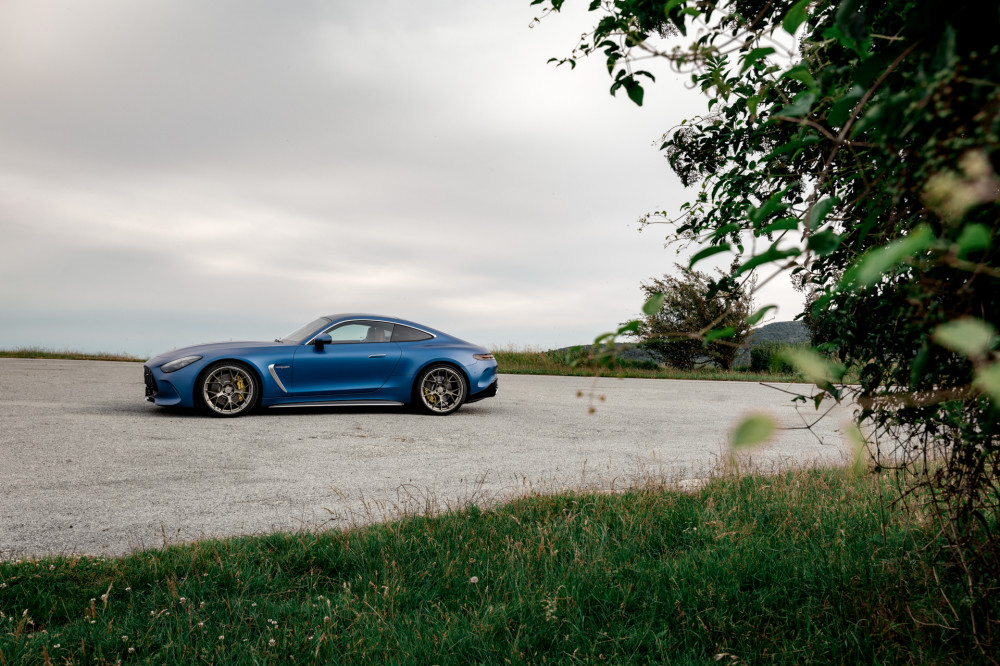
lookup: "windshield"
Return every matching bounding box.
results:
[279,317,331,344]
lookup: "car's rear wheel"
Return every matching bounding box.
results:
[415,364,467,415]
[198,362,259,417]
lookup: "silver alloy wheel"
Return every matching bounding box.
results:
[202,364,256,416]
[418,366,466,414]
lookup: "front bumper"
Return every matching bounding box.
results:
[143,364,183,406]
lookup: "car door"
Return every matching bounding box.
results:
[291,321,402,395]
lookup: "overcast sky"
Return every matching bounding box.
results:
[0,0,802,357]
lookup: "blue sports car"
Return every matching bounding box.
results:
[143,314,499,417]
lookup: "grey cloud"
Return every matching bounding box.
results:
[0,0,801,356]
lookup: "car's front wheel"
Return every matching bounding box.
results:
[414,364,467,415]
[198,362,259,417]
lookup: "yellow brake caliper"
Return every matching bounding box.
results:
[236,376,246,403]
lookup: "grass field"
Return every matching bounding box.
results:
[0,468,983,664]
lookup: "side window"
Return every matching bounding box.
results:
[327,321,394,344]
[392,325,433,342]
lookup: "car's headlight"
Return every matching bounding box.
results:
[160,355,202,373]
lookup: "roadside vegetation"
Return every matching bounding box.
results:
[1,467,987,665]
[493,346,800,382]
[533,0,1000,652]
[0,348,143,363]
[625,262,756,371]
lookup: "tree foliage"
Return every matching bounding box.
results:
[628,263,754,370]
[532,0,1000,647]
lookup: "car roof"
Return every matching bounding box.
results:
[321,314,446,336]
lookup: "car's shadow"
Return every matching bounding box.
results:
[255,405,414,418]
[126,402,495,419]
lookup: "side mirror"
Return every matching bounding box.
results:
[312,334,332,350]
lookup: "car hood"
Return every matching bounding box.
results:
[146,341,287,366]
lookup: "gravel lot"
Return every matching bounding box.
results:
[0,358,854,558]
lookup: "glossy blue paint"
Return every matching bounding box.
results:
[292,342,402,395]
[143,314,498,415]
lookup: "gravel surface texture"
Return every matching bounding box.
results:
[0,358,854,557]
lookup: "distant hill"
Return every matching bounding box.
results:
[548,343,662,365]
[553,320,810,368]
[745,320,811,345]
[733,320,810,367]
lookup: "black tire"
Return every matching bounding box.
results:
[413,364,467,415]
[197,361,260,417]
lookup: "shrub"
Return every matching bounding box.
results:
[748,342,798,374]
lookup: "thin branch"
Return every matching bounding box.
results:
[772,116,875,148]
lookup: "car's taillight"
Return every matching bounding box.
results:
[474,353,494,361]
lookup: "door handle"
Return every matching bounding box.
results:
[368,353,387,358]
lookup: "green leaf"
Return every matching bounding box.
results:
[740,47,776,73]
[763,136,821,161]
[775,92,816,118]
[823,0,872,58]
[711,223,742,240]
[617,319,641,335]
[731,414,776,449]
[689,243,731,268]
[845,424,868,476]
[625,79,644,106]
[956,224,992,258]
[782,348,845,391]
[828,86,864,127]
[782,0,811,35]
[842,225,935,288]
[735,242,800,276]
[849,101,885,137]
[807,229,841,256]
[974,362,1000,405]
[933,318,997,360]
[781,64,818,93]
[642,293,665,316]
[748,183,796,226]
[594,332,615,345]
[761,216,800,234]
[808,197,839,230]
[704,326,736,346]
[909,344,930,388]
[746,305,778,327]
